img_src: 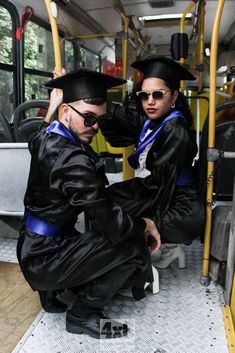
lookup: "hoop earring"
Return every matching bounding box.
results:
[171,102,175,108]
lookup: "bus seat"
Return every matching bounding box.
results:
[13,100,49,142]
[0,112,14,142]
[197,116,235,201]
[15,118,44,142]
[0,143,30,216]
[213,121,235,200]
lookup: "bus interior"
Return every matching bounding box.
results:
[0,0,235,352]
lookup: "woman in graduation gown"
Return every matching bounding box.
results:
[100,56,205,248]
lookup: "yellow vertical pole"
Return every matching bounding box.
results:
[179,0,195,91]
[44,0,62,70]
[197,0,206,93]
[120,12,135,181]
[201,0,225,283]
[231,275,235,323]
[44,0,62,118]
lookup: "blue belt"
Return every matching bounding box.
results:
[176,167,194,187]
[24,209,72,237]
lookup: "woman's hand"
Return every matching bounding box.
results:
[142,217,161,253]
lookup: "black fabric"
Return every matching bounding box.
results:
[102,102,205,244]
[44,68,126,103]
[17,124,151,309]
[131,56,196,89]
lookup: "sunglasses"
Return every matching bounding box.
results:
[68,104,105,127]
[136,90,171,101]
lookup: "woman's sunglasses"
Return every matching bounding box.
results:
[136,89,171,101]
[68,104,105,127]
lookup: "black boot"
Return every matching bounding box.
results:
[38,290,67,313]
[66,309,128,339]
[66,263,138,337]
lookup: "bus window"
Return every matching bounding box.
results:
[24,20,76,101]
[79,46,100,71]
[0,6,14,121]
[24,20,53,101]
[63,39,75,72]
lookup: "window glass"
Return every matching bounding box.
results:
[24,21,54,72]
[25,73,50,101]
[0,6,13,65]
[79,48,100,71]
[0,69,13,121]
[63,40,75,72]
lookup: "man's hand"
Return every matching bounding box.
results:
[142,217,161,254]
[44,68,66,123]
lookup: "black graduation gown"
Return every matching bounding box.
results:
[17,123,152,292]
[100,103,205,244]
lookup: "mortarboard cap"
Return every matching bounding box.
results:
[131,55,196,89]
[44,68,126,103]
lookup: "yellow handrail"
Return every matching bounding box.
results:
[44,0,62,70]
[120,10,135,181]
[197,0,206,93]
[201,0,225,282]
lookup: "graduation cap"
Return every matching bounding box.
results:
[131,56,196,89]
[44,68,126,103]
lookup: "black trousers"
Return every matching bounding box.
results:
[17,229,152,311]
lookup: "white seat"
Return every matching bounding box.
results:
[0,143,30,216]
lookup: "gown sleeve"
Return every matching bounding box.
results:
[99,101,146,147]
[50,148,146,244]
[147,119,197,177]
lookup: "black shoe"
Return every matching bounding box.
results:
[38,290,67,313]
[66,310,128,339]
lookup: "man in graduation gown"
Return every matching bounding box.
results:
[17,69,160,339]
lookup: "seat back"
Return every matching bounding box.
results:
[0,143,30,215]
[15,118,44,142]
[197,101,235,201]
[13,100,49,142]
[213,121,235,199]
[0,112,14,142]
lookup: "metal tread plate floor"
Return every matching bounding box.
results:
[11,240,228,353]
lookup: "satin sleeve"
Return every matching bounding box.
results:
[99,101,146,147]
[147,120,197,176]
[50,148,146,243]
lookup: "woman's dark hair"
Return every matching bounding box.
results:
[174,91,193,127]
[159,79,194,127]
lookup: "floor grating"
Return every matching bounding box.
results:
[11,240,228,353]
[0,172,229,353]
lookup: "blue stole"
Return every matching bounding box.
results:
[24,209,73,237]
[46,120,78,143]
[24,120,79,237]
[128,110,184,169]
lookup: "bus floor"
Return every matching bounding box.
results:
[0,173,229,353]
[0,240,229,352]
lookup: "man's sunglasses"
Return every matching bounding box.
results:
[136,89,171,101]
[68,104,105,127]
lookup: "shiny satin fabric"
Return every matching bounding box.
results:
[101,102,205,244]
[17,123,152,295]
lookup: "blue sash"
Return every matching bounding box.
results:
[176,167,194,186]
[46,120,78,142]
[128,110,184,169]
[24,209,73,237]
